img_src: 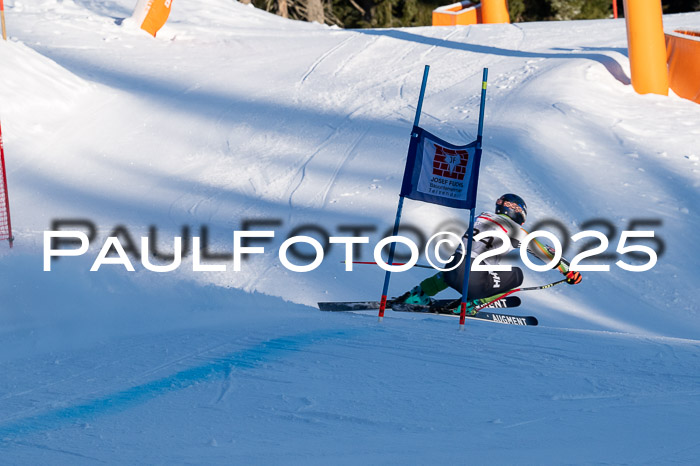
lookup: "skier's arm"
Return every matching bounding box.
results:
[526,237,583,285]
[527,237,569,273]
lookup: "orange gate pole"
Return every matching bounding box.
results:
[623,0,669,95]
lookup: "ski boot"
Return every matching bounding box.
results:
[393,285,432,305]
[430,298,481,315]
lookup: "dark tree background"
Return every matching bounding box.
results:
[247,0,700,28]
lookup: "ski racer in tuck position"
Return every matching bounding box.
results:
[394,193,583,311]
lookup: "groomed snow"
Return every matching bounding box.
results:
[0,0,699,462]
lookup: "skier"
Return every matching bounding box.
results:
[394,193,582,309]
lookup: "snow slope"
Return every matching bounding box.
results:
[0,0,699,462]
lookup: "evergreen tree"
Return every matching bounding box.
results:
[248,0,700,28]
[507,0,526,22]
[662,0,700,12]
[549,0,610,20]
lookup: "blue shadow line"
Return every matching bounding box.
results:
[0,329,357,439]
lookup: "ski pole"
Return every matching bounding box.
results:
[517,278,568,293]
[471,278,568,314]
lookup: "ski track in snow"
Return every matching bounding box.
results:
[7,439,106,463]
[286,124,342,214]
[318,125,370,207]
[286,105,371,214]
[329,35,381,81]
[299,35,356,85]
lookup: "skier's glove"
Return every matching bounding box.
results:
[565,271,582,285]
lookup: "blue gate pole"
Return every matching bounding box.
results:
[458,68,488,330]
[476,69,488,146]
[378,64,430,322]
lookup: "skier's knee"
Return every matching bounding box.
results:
[512,267,524,288]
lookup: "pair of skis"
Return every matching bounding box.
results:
[318,295,538,326]
[318,279,567,327]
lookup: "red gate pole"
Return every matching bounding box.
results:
[1,0,7,41]
[613,0,618,19]
[0,120,13,247]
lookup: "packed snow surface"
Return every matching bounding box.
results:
[0,0,699,462]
